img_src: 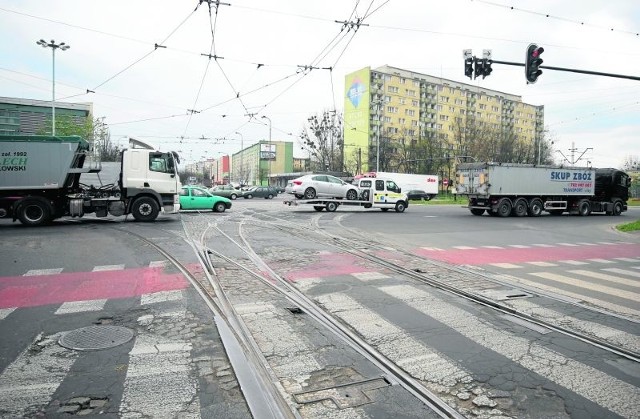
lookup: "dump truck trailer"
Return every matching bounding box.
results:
[456,162,630,217]
[0,135,181,226]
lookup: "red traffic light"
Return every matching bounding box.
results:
[525,43,544,84]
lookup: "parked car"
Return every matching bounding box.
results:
[407,189,434,201]
[243,186,278,199]
[289,174,359,200]
[180,186,232,212]
[210,184,243,200]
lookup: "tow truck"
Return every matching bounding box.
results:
[283,177,409,212]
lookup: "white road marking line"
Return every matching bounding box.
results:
[505,299,640,353]
[317,293,471,387]
[614,258,640,263]
[453,246,476,250]
[421,247,444,251]
[0,308,16,320]
[532,244,555,247]
[508,245,531,248]
[602,268,640,279]
[488,263,522,269]
[557,243,579,247]
[0,333,76,418]
[148,260,168,268]
[381,284,640,418]
[55,299,107,315]
[586,259,615,264]
[570,270,640,288]
[526,261,558,267]
[141,290,183,305]
[23,268,63,276]
[481,246,504,249]
[597,242,617,245]
[352,272,391,281]
[119,331,199,417]
[495,274,640,319]
[576,242,597,246]
[530,272,637,301]
[92,264,125,272]
[559,260,589,265]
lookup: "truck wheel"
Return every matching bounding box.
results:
[213,202,226,213]
[313,206,324,212]
[528,198,543,217]
[132,197,159,222]
[346,189,358,200]
[17,198,51,226]
[325,202,338,212]
[497,198,512,217]
[304,188,317,199]
[578,200,591,216]
[612,200,623,216]
[470,208,485,216]
[512,198,528,217]
[395,201,406,213]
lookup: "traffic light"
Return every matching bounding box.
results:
[482,58,493,78]
[525,44,544,84]
[464,57,474,79]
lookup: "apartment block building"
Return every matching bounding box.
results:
[344,65,544,173]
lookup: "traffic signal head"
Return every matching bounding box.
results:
[481,58,492,79]
[525,44,544,84]
[474,58,483,79]
[464,57,474,79]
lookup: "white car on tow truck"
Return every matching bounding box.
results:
[283,177,409,212]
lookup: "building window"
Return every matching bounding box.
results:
[439,115,449,121]
[400,77,406,84]
[405,109,415,116]
[387,106,398,113]
[439,96,450,103]
[384,116,392,123]
[388,86,399,93]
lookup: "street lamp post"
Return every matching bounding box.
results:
[235,131,243,185]
[261,116,272,186]
[37,39,70,136]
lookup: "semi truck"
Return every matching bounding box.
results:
[0,135,182,226]
[284,177,409,212]
[356,171,439,199]
[456,162,630,217]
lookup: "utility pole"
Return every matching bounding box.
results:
[235,131,243,185]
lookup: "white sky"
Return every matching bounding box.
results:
[1,0,639,168]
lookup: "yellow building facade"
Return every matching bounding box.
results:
[344,65,544,174]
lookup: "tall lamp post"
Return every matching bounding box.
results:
[261,116,272,186]
[235,131,243,185]
[36,39,70,136]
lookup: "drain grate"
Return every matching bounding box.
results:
[59,325,134,351]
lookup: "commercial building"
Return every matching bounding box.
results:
[343,65,544,174]
[0,96,93,136]
[231,140,294,187]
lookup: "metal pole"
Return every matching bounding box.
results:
[235,131,243,185]
[52,46,56,136]
[261,116,272,186]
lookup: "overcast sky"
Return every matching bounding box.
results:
[1,0,639,168]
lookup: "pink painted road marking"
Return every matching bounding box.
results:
[284,252,374,282]
[414,243,640,265]
[0,266,191,309]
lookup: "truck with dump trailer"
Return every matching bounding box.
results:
[356,171,439,200]
[284,177,409,212]
[456,162,630,217]
[0,135,181,226]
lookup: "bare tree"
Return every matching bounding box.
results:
[299,111,343,172]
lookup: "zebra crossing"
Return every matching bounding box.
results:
[0,262,243,418]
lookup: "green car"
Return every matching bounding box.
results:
[180,186,232,212]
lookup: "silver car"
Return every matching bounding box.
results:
[289,174,359,200]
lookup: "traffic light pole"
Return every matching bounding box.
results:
[491,60,640,82]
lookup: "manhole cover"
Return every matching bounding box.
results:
[59,325,134,351]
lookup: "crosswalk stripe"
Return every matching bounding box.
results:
[92,264,125,272]
[586,259,615,264]
[613,258,640,263]
[557,243,579,247]
[421,247,444,251]
[505,299,640,353]
[602,268,640,278]
[570,270,640,287]
[494,274,640,319]
[148,261,168,268]
[316,293,470,387]
[488,263,522,269]
[526,261,558,267]
[508,245,531,248]
[481,246,504,249]
[352,272,391,281]
[119,331,199,418]
[532,244,555,247]
[576,242,597,246]
[141,290,183,305]
[530,272,637,301]
[0,308,16,320]
[559,260,589,265]
[0,333,76,417]
[453,246,476,250]
[380,284,640,418]
[23,268,63,276]
[55,299,107,315]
